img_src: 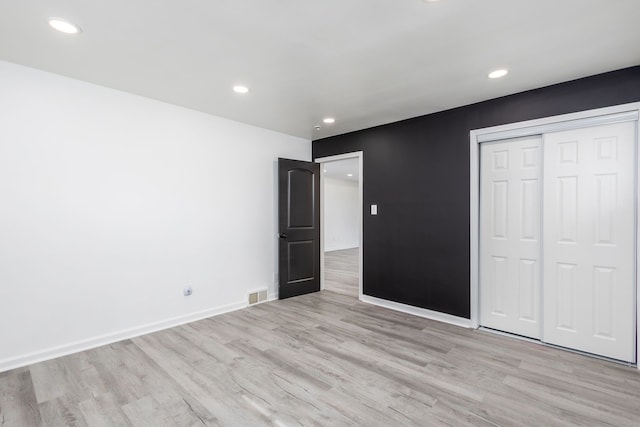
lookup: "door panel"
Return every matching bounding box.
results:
[543,122,636,362]
[480,137,542,339]
[287,169,315,228]
[278,158,320,299]
[288,240,315,282]
[518,259,537,321]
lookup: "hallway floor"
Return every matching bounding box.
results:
[324,248,358,298]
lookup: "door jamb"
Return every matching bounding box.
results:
[469,102,640,367]
[315,151,364,300]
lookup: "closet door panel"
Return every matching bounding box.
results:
[543,121,636,362]
[480,137,542,339]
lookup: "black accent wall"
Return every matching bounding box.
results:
[313,66,640,319]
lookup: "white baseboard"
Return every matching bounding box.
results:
[360,295,472,328]
[0,300,247,373]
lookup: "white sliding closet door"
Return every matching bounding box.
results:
[480,137,542,339]
[543,121,636,362]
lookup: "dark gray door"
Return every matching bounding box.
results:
[278,158,320,299]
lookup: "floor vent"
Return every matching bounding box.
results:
[248,289,268,305]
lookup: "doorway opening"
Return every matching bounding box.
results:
[316,152,363,299]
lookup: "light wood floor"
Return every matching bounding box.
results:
[324,248,359,298]
[1,291,639,426]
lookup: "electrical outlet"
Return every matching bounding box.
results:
[183,284,193,296]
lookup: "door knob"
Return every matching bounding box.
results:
[278,233,288,239]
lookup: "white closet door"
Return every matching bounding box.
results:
[543,121,636,362]
[480,137,542,339]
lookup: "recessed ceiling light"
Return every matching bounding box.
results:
[233,85,249,94]
[48,18,81,34]
[488,69,509,79]
[347,173,353,177]
[323,169,327,173]
[323,118,335,124]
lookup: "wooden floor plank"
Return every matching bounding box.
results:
[0,369,41,427]
[37,396,88,427]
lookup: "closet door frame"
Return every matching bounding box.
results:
[469,102,640,367]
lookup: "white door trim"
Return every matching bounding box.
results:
[470,102,640,366]
[315,151,364,300]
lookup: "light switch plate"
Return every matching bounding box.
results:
[371,204,378,215]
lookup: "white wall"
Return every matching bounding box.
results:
[0,60,310,371]
[323,177,359,251]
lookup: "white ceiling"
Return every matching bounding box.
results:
[322,158,360,182]
[1,0,639,140]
